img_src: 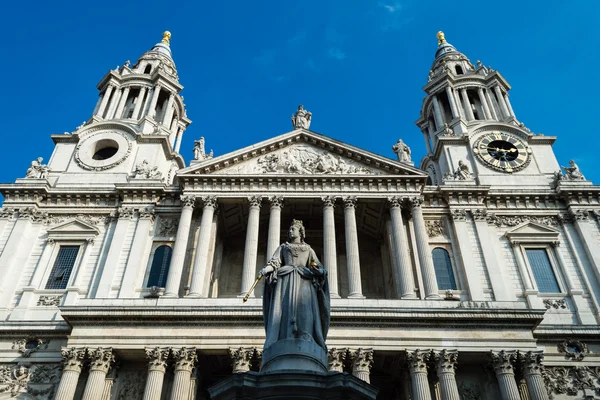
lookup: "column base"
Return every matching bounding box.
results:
[330,293,341,299]
[401,294,418,299]
[426,294,442,300]
[348,293,366,299]
[185,293,206,299]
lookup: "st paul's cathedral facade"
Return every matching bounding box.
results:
[0,31,599,400]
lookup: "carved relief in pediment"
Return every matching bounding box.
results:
[212,145,382,175]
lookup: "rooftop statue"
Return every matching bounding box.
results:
[392,139,411,162]
[561,160,585,181]
[291,105,312,130]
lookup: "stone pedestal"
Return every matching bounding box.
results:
[260,338,328,374]
[208,371,378,400]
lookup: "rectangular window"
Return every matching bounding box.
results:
[45,246,80,290]
[525,248,560,293]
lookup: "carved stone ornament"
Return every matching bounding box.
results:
[133,159,163,180]
[45,214,110,226]
[544,365,600,397]
[37,295,62,307]
[12,338,48,357]
[117,370,145,400]
[145,347,170,371]
[180,195,196,208]
[406,349,431,374]
[138,206,155,220]
[117,207,136,219]
[193,137,214,161]
[386,196,403,209]
[25,157,50,179]
[0,363,61,399]
[18,207,48,223]
[61,347,87,373]
[0,364,31,397]
[558,339,589,361]
[328,348,347,372]
[202,195,219,209]
[156,217,178,237]
[543,299,567,310]
[343,196,358,209]
[172,347,197,372]
[517,351,544,376]
[291,105,312,130]
[0,208,16,219]
[569,209,589,221]
[490,350,517,374]
[392,139,411,162]
[458,382,483,400]
[88,348,115,373]
[409,196,424,209]
[486,214,559,227]
[215,145,378,175]
[229,347,256,373]
[268,195,284,209]
[349,348,374,373]
[433,349,458,375]
[247,195,262,208]
[321,196,336,208]
[450,209,467,221]
[74,130,133,171]
[425,220,444,237]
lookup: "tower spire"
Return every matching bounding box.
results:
[162,31,171,46]
[436,31,446,45]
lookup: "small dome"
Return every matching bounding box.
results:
[132,31,178,80]
[427,31,474,81]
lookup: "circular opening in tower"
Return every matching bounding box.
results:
[92,139,119,160]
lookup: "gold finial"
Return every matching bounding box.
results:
[162,31,171,46]
[437,31,446,45]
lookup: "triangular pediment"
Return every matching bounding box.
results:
[47,218,100,238]
[505,221,559,243]
[178,129,426,177]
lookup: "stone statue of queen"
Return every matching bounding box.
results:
[258,219,331,372]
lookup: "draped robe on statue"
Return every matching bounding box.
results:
[262,242,330,351]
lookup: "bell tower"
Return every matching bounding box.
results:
[416,32,561,188]
[44,32,191,187]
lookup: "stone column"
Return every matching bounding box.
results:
[477,88,492,119]
[118,208,155,298]
[96,207,134,298]
[482,89,497,120]
[54,347,87,400]
[431,95,444,130]
[407,350,432,400]
[518,351,549,400]
[163,93,176,126]
[490,351,520,400]
[164,195,196,297]
[174,126,185,153]
[350,348,374,384]
[494,86,510,118]
[422,129,433,154]
[96,84,114,117]
[433,350,460,400]
[328,348,347,373]
[322,196,339,297]
[342,196,364,298]
[240,196,262,297]
[82,348,115,400]
[148,85,162,118]
[229,347,256,373]
[114,87,130,119]
[132,87,148,120]
[445,87,459,119]
[503,94,516,118]
[460,89,475,121]
[387,197,416,299]
[105,88,122,119]
[266,196,284,263]
[169,348,197,400]
[410,197,440,299]
[189,196,218,297]
[453,90,465,120]
[143,347,171,400]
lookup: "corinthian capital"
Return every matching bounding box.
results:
[321,196,336,209]
[145,347,171,372]
[268,196,284,209]
[247,195,263,208]
[172,347,197,372]
[180,195,197,208]
[386,196,403,209]
[433,349,458,375]
[490,350,517,375]
[328,348,347,372]
[517,351,544,376]
[342,196,357,209]
[229,347,256,373]
[350,348,374,372]
[201,195,218,210]
[88,347,115,373]
[61,347,87,373]
[408,196,424,208]
[407,349,431,374]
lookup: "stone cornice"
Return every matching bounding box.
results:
[60,304,545,330]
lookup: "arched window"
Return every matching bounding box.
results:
[147,245,172,287]
[144,64,152,74]
[455,65,464,75]
[432,248,457,290]
[426,176,433,185]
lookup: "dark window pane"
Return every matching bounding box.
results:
[147,246,173,288]
[45,246,79,289]
[525,249,560,293]
[432,248,457,290]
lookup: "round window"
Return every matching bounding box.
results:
[92,139,119,160]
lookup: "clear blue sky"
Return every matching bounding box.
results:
[2,0,599,184]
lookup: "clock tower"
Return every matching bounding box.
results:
[417,32,560,188]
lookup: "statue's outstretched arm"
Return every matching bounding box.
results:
[260,246,282,276]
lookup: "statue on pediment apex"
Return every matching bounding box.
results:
[392,139,411,162]
[291,105,312,130]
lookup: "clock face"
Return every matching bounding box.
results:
[473,132,531,173]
